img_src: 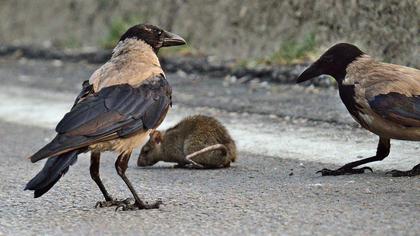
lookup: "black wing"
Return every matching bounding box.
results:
[369,92,420,127]
[30,75,171,162]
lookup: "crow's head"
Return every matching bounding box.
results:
[297,43,364,83]
[119,24,186,52]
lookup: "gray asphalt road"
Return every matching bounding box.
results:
[0,57,419,236]
[1,120,419,236]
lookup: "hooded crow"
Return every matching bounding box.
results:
[297,43,420,177]
[25,24,186,210]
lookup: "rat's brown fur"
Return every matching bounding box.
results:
[137,115,237,168]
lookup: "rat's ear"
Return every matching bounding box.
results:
[150,130,163,144]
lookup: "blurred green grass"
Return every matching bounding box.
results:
[270,33,317,64]
[101,16,142,49]
[235,33,318,68]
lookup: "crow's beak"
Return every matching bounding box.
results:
[162,30,186,47]
[296,61,323,83]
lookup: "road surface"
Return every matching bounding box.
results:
[0,57,418,235]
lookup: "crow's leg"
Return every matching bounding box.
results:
[387,163,420,177]
[318,137,390,176]
[90,152,112,201]
[90,152,132,208]
[115,152,162,211]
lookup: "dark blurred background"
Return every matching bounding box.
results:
[0,0,418,67]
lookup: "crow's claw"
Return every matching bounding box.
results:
[95,198,133,208]
[317,166,373,176]
[115,199,163,211]
[386,169,419,177]
[386,164,420,177]
[386,170,408,177]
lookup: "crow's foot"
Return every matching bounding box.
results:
[317,166,373,176]
[387,168,420,177]
[115,199,162,211]
[386,163,420,177]
[95,198,133,208]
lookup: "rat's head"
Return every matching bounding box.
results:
[119,24,186,52]
[137,130,164,167]
[297,43,364,83]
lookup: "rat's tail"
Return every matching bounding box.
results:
[186,144,234,168]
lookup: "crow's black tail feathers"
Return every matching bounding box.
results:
[29,135,88,163]
[25,150,79,198]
